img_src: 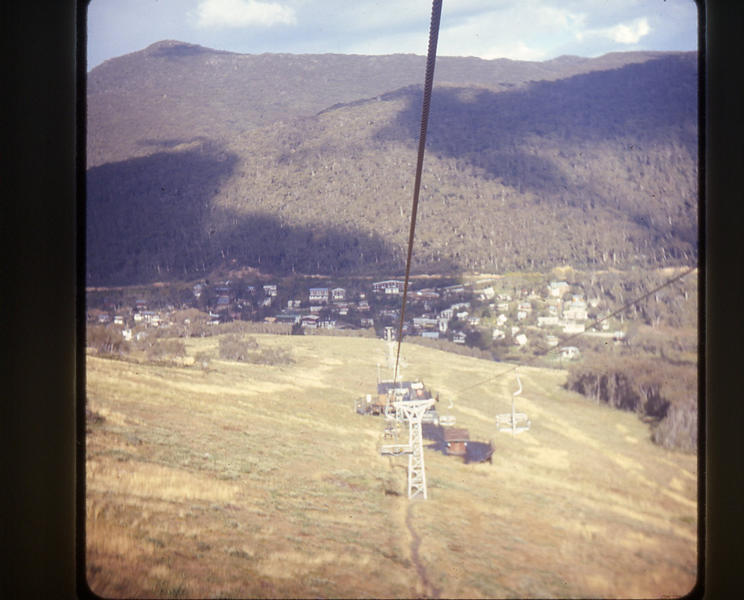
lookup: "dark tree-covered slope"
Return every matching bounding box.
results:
[87,42,697,285]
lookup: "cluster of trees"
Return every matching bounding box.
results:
[218,334,293,365]
[86,324,129,355]
[566,352,697,453]
[86,323,185,363]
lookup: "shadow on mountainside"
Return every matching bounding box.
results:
[375,54,697,199]
[86,145,409,286]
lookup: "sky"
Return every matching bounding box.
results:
[87,0,698,71]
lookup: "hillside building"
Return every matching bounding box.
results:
[443,428,469,457]
[309,287,330,303]
[372,280,404,295]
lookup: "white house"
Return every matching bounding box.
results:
[563,321,586,334]
[309,287,330,303]
[496,313,508,326]
[413,317,439,330]
[537,315,559,327]
[563,302,588,322]
[560,346,581,359]
[514,333,528,346]
[372,280,404,295]
[548,281,570,298]
[477,286,495,300]
[492,328,505,340]
[331,287,346,302]
[301,314,320,328]
[439,308,454,320]
[263,284,278,297]
[452,331,467,344]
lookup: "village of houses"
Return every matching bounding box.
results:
[88,276,626,361]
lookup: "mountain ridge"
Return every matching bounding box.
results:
[87,43,698,286]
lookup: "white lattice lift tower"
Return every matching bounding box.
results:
[381,398,436,500]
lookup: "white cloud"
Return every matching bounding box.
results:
[87,0,696,69]
[435,2,583,60]
[195,0,296,28]
[481,41,547,62]
[607,17,651,44]
[577,16,652,45]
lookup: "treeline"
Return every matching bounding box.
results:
[566,352,697,453]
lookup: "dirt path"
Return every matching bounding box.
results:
[405,502,442,599]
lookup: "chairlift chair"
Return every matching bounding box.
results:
[495,370,531,435]
[437,393,457,427]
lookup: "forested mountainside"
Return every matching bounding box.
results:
[87,41,697,286]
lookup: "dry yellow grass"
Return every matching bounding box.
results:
[86,334,697,598]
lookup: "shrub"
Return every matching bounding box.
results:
[87,324,130,355]
[250,346,293,366]
[194,351,212,369]
[652,397,697,452]
[147,338,186,360]
[218,334,257,361]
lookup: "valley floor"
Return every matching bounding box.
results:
[85,335,697,598]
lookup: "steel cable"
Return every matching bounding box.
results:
[393,0,443,384]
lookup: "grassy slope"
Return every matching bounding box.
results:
[86,335,697,598]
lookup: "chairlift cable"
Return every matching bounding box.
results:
[393,0,443,385]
